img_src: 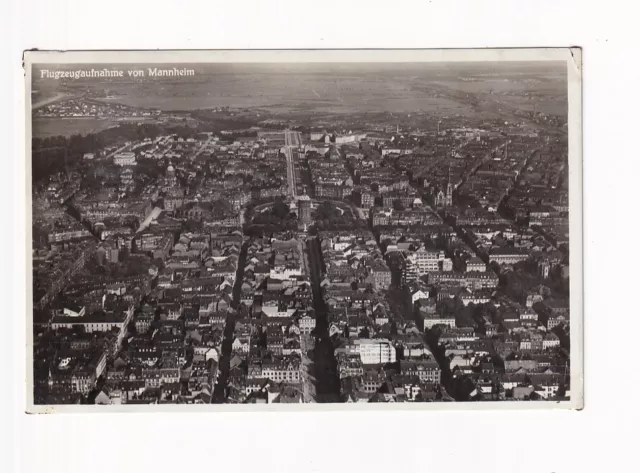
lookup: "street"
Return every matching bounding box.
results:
[136,206,163,233]
[299,334,317,402]
[305,237,341,402]
[105,142,133,160]
[284,129,302,199]
[193,134,214,159]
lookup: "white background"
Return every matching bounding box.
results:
[3,1,639,472]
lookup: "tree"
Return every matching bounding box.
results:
[184,219,203,233]
[71,325,86,336]
[127,320,137,336]
[392,199,405,211]
[390,319,398,335]
[272,197,290,220]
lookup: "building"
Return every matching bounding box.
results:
[51,306,134,353]
[360,191,375,209]
[426,271,499,290]
[399,360,442,384]
[422,313,456,330]
[298,314,316,334]
[370,261,392,290]
[547,312,570,330]
[229,191,251,211]
[164,188,185,211]
[338,339,397,365]
[51,307,133,334]
[48,227,92,244]
[251,356,302,384]
[406,249,446,274]
[165,164,177,187]
[435,180,453,207]
[114,151,136,166]
[543,332,561,349]
[410,288,430,305]
[538,259,551,279]
[466,257,486,272]
[337,354,365,381]
[489,248,529,265]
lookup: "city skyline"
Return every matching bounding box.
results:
[25,49,581,410]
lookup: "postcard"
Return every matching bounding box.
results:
[23,48,582,412]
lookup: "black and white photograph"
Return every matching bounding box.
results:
[24,49,582,411]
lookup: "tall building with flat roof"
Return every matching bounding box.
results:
[343,339,397,365]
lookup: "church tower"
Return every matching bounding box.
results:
[445,166,453,207]
[445,181,453,207]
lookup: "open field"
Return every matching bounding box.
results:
[31,92,79,110]
[67,77,471,115]
[33,62,566,117]
[32,118,119,138]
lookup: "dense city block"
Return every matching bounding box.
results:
[31,63,570,405]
